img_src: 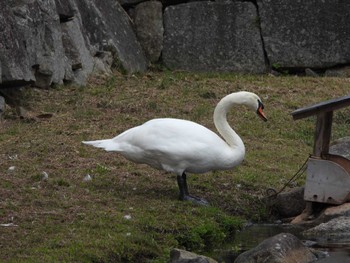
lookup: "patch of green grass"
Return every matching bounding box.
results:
[176,207,243,252]
[94,163,110,175]
[54,178,70,187]
[1,71,349,262]
[30,173,44,182]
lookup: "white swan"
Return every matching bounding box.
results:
[82,91,267,205]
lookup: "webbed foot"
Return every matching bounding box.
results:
[181,195,209,206]
[177,173,209,206]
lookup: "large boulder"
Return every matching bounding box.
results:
[133,1,163,63]
[258,0,350,69]
[163,2,266,73]
[325,66,350,78]
[234,233,317,263]
[12,0,66,87]
[60,15,95,85]
[0,0,66,87]
[74,0,148,73]
[59,0,113,85]
[269,187,306,218]
[303,216,350,245]
[0,1,33,86]
[0,0,147,90]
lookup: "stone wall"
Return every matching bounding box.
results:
[130,0,350,75]
[1,0,349,90]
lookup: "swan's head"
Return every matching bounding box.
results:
[237,91,267,122]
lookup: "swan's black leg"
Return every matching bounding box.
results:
[177,174,186,200]
[177,173,209,206]
[182,173,189,195]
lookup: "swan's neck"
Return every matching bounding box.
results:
[213,94,245,153]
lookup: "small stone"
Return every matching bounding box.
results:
[8,166,15,171]
[124,215,132,220]
[0,223,18,227]
[83,174,92,182]
[42,171,49,181]
[305,68,319,77]
[8,154,18,160]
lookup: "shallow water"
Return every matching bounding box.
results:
[213,223,350,263]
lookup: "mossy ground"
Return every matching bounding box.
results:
[0,71,349,262]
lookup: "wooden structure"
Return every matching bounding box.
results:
[292,94,350,205]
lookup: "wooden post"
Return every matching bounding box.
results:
[313,111,333,157]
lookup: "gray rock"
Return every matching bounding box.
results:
[20,0,66,87]
[60,9,95,85]
[0,96,5,114]
[270,187,306,218]
[169,248,217,263]
[133,1,164,63]
[312,202,350,227]
[0,0,84,87]
[305,68,319,77]
[74,0,148,73]
[234,233,317,263]
[0,1,35,86]
[54,0,75,22]
[304,216,350,243]
[330,137,350,160]
[325,66,350,78]
[92,51,113,75]
[1,0,145,89]
[0,87,29,117]
[57,0,113,85]
[258,0,350,69]
[1,0,67,88]
[163,2,266,73]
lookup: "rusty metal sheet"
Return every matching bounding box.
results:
[304,157,350,204]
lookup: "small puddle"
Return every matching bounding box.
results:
[211,223,350,263]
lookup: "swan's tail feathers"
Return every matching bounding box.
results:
[82,139,119,151]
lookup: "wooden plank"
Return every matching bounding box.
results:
[313,111,333,156]
[291,94,350,120]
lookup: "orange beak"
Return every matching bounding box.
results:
[257,105,267,122]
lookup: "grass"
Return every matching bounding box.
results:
[0,71,349,262]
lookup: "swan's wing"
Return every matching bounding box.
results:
[120,118,226,152]
[112,118,232,173]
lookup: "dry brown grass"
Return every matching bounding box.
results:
[0,71,349,262]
